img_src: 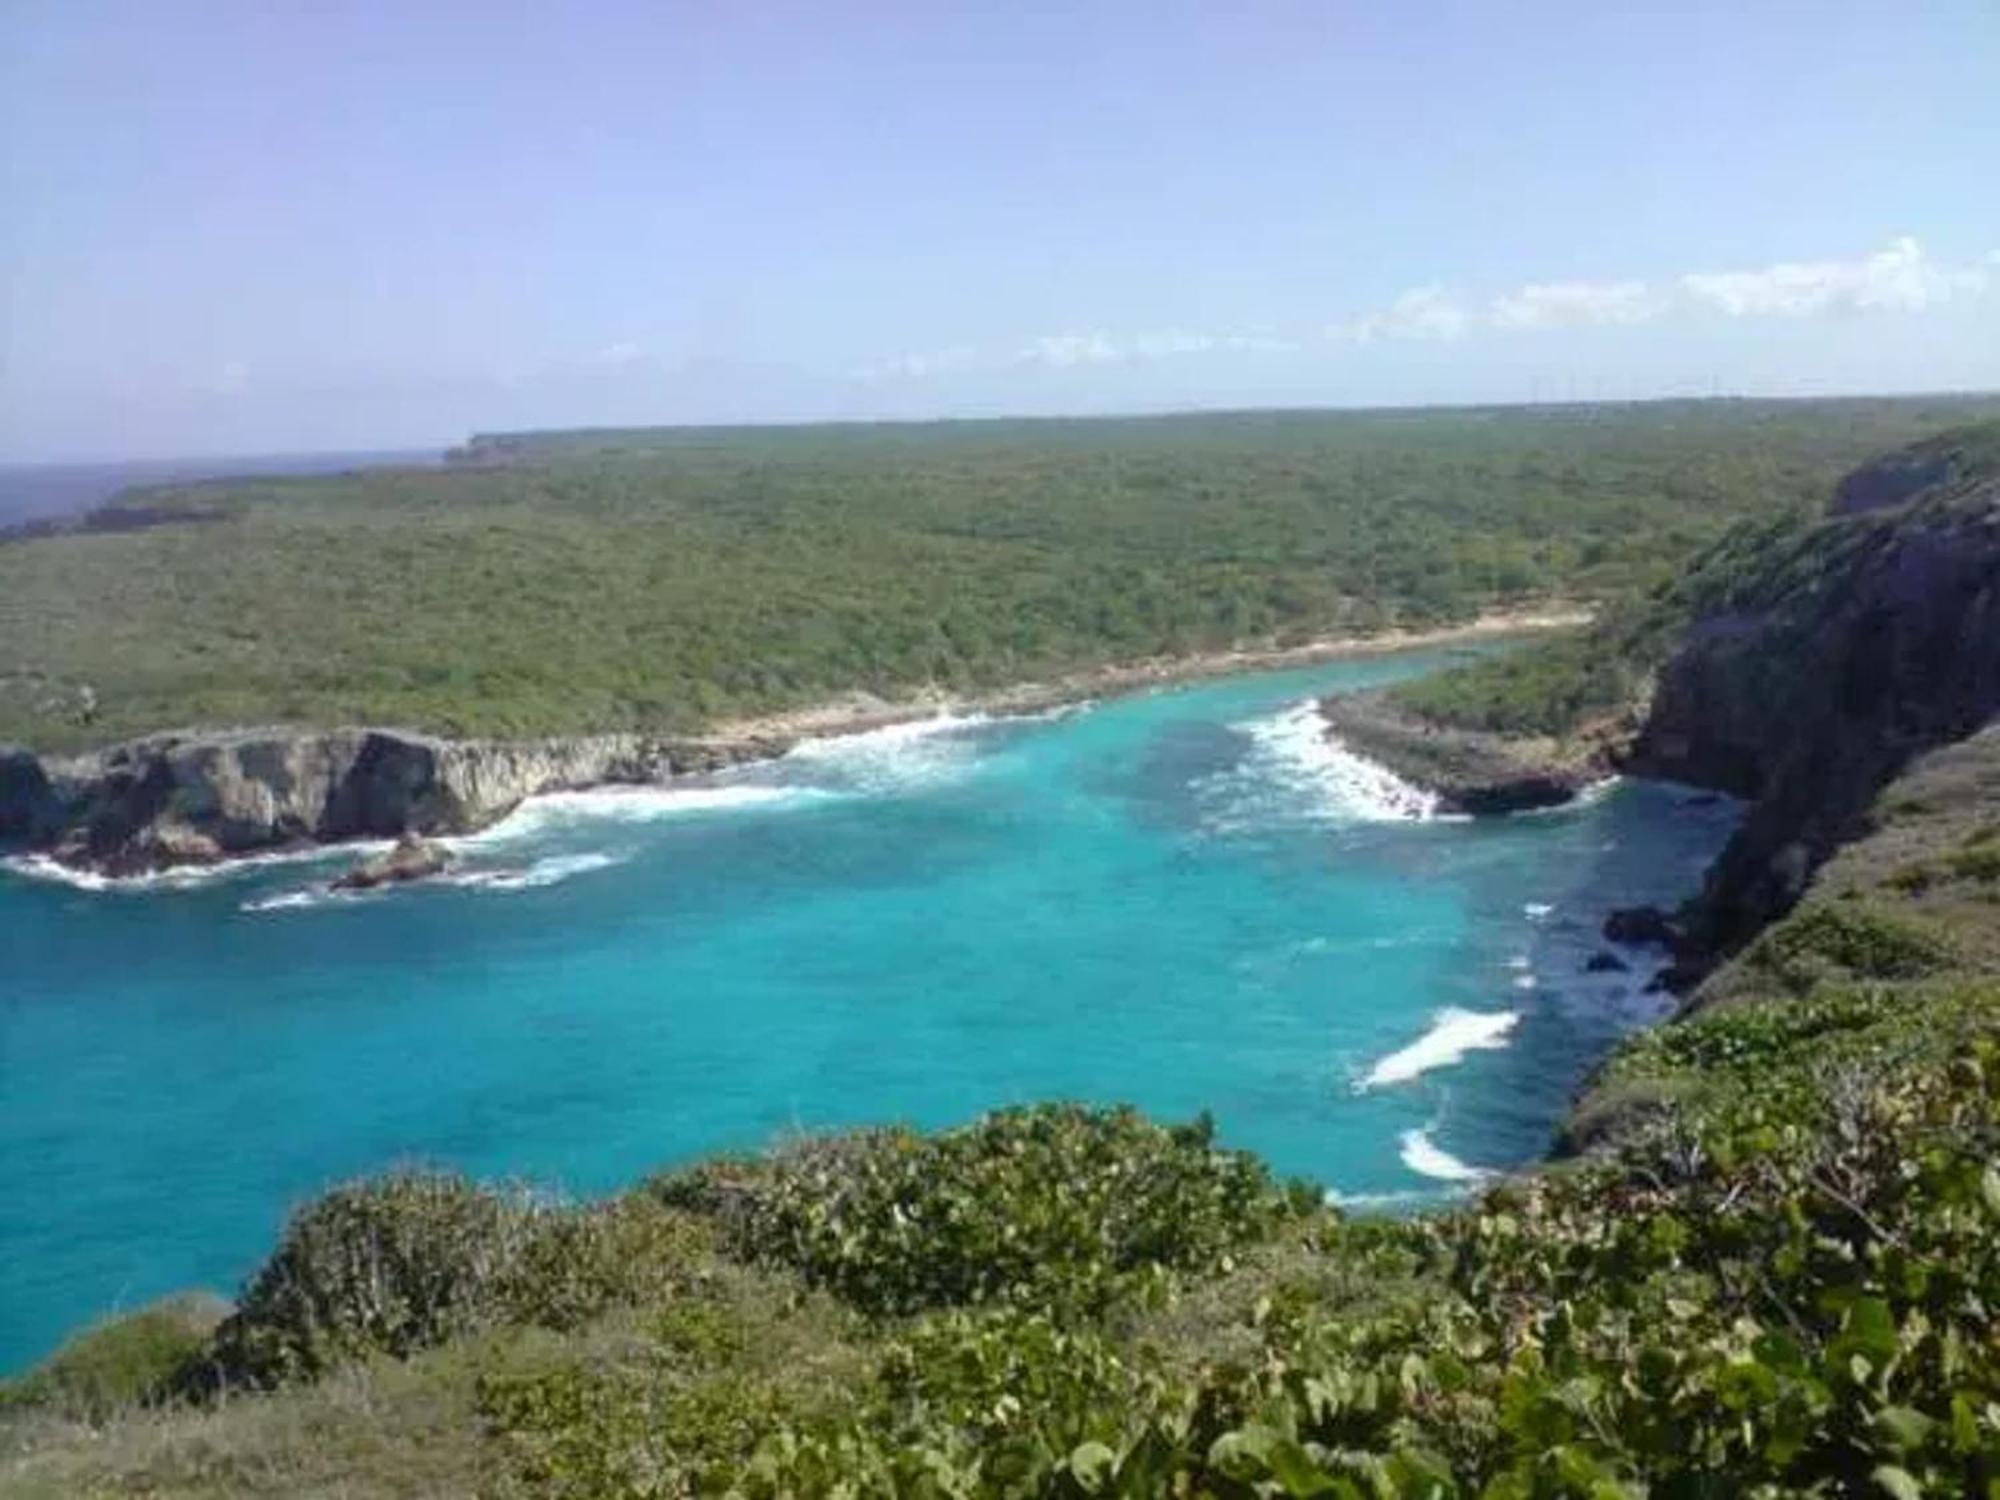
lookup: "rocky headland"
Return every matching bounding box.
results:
[1321,422,2000,985]
[0,727,788,878]
[0,610,1585,881]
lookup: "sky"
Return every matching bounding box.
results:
[2,1,1997,461]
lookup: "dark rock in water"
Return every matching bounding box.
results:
[1584,950,1630,974]
[1643,960,1705,996]
[1604,905,1678,947]
[332,835,454,891]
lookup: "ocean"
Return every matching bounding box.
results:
[0,646,1737,1371]
[0,449,439,529]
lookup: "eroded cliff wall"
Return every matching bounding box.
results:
[0,728,784,876]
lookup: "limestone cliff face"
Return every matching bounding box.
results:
[0,728,787,876]
[1629,480,2000,957]
[1316,424,2000,978]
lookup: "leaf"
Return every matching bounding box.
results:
[1871,1464,1922,1500]
[1067,1440,1116,1494]
[1872,1405,1936,1453]
[1266,1438,1344,1498]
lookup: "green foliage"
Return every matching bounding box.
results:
[1747,903,1952,989]
[201,1171,709,1387]
[0,1294,225,1420]
[653,1104,1306,1319]
[1386,627,1644,736]
[1385,416,2000,742]
[7,397,1997,751]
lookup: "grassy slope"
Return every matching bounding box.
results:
[7,397,1998,754]
[5,734,1996,1496]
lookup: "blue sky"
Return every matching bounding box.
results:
[3,1,1997,460]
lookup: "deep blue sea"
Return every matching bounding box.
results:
[0,648,1738,1371]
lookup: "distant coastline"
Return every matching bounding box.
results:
[710,605,1593,743]
[2,608,1586,882]
[0,448,441,532]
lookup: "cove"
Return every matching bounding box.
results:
[0,645,1738,1372]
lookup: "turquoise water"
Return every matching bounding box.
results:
[0,648,1737,1371]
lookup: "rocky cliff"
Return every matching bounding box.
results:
[1628,478,2000,958]
[0,727,787,877]
[1322,420,2000,975]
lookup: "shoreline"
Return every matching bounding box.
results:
[710,605,1591,743]
[2,606,1586,885]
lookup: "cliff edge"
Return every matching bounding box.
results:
[1324,420,2000,976]
[0,728,785,877]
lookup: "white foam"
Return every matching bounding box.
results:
[779,711,992,794]
[460,783,821,846]
[1524,902,1554,919]
[1359,1007,1520,1090]
[5,840,392,894]
[1200,700,1441,833]
[1325,1186,1441,1210]
[1511,973,1536,991]
[448,851,622,891]
[240,888,338,913]
[1399,1128,1493,1183]
[1505,953,1531,970]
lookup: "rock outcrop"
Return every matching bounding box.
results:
[1318,422,2000,984]
[331,835,455,891]
[1628,481,2000,962]
[0,727,789,877]
[1316,692,1622,815]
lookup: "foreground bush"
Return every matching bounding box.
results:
[200,1171,709,1387]
[652,1104,1310,1318]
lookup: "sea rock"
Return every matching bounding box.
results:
[332,835,454,891]
[1603,905,1678,947]
[1584,950,1630,974]
[1314,692,1615,816]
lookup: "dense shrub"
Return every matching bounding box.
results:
[1749,903,1952,988]
[200,1171,707,1387]
[652,1104,1308,1318]
[11,399,1997,751]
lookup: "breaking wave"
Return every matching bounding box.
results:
[1359,1007,1520,1089]
[240,888,343,913]
[447,852,623,891]
[5,842,391,895]
[1399,1128,1493,1183]
[1197,700,1441,833]
[461,783,825,846]
[779,711,995,795]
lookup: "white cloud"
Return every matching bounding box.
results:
[856,238,1991,382]
[596,341,646,365]
[1018,331,1124,367]
[1489,279,1660,330]
[851,345,983,381]
[858,328,1296,380]
[1128,329,1298,357]
[1333,286,1469,343]
[1680,236,1985,318]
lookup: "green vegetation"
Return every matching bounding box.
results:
[8,719,1999,1499]
[1388,415,2000,743]
[8,397,2000,752]
[7,412,2000,1494]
